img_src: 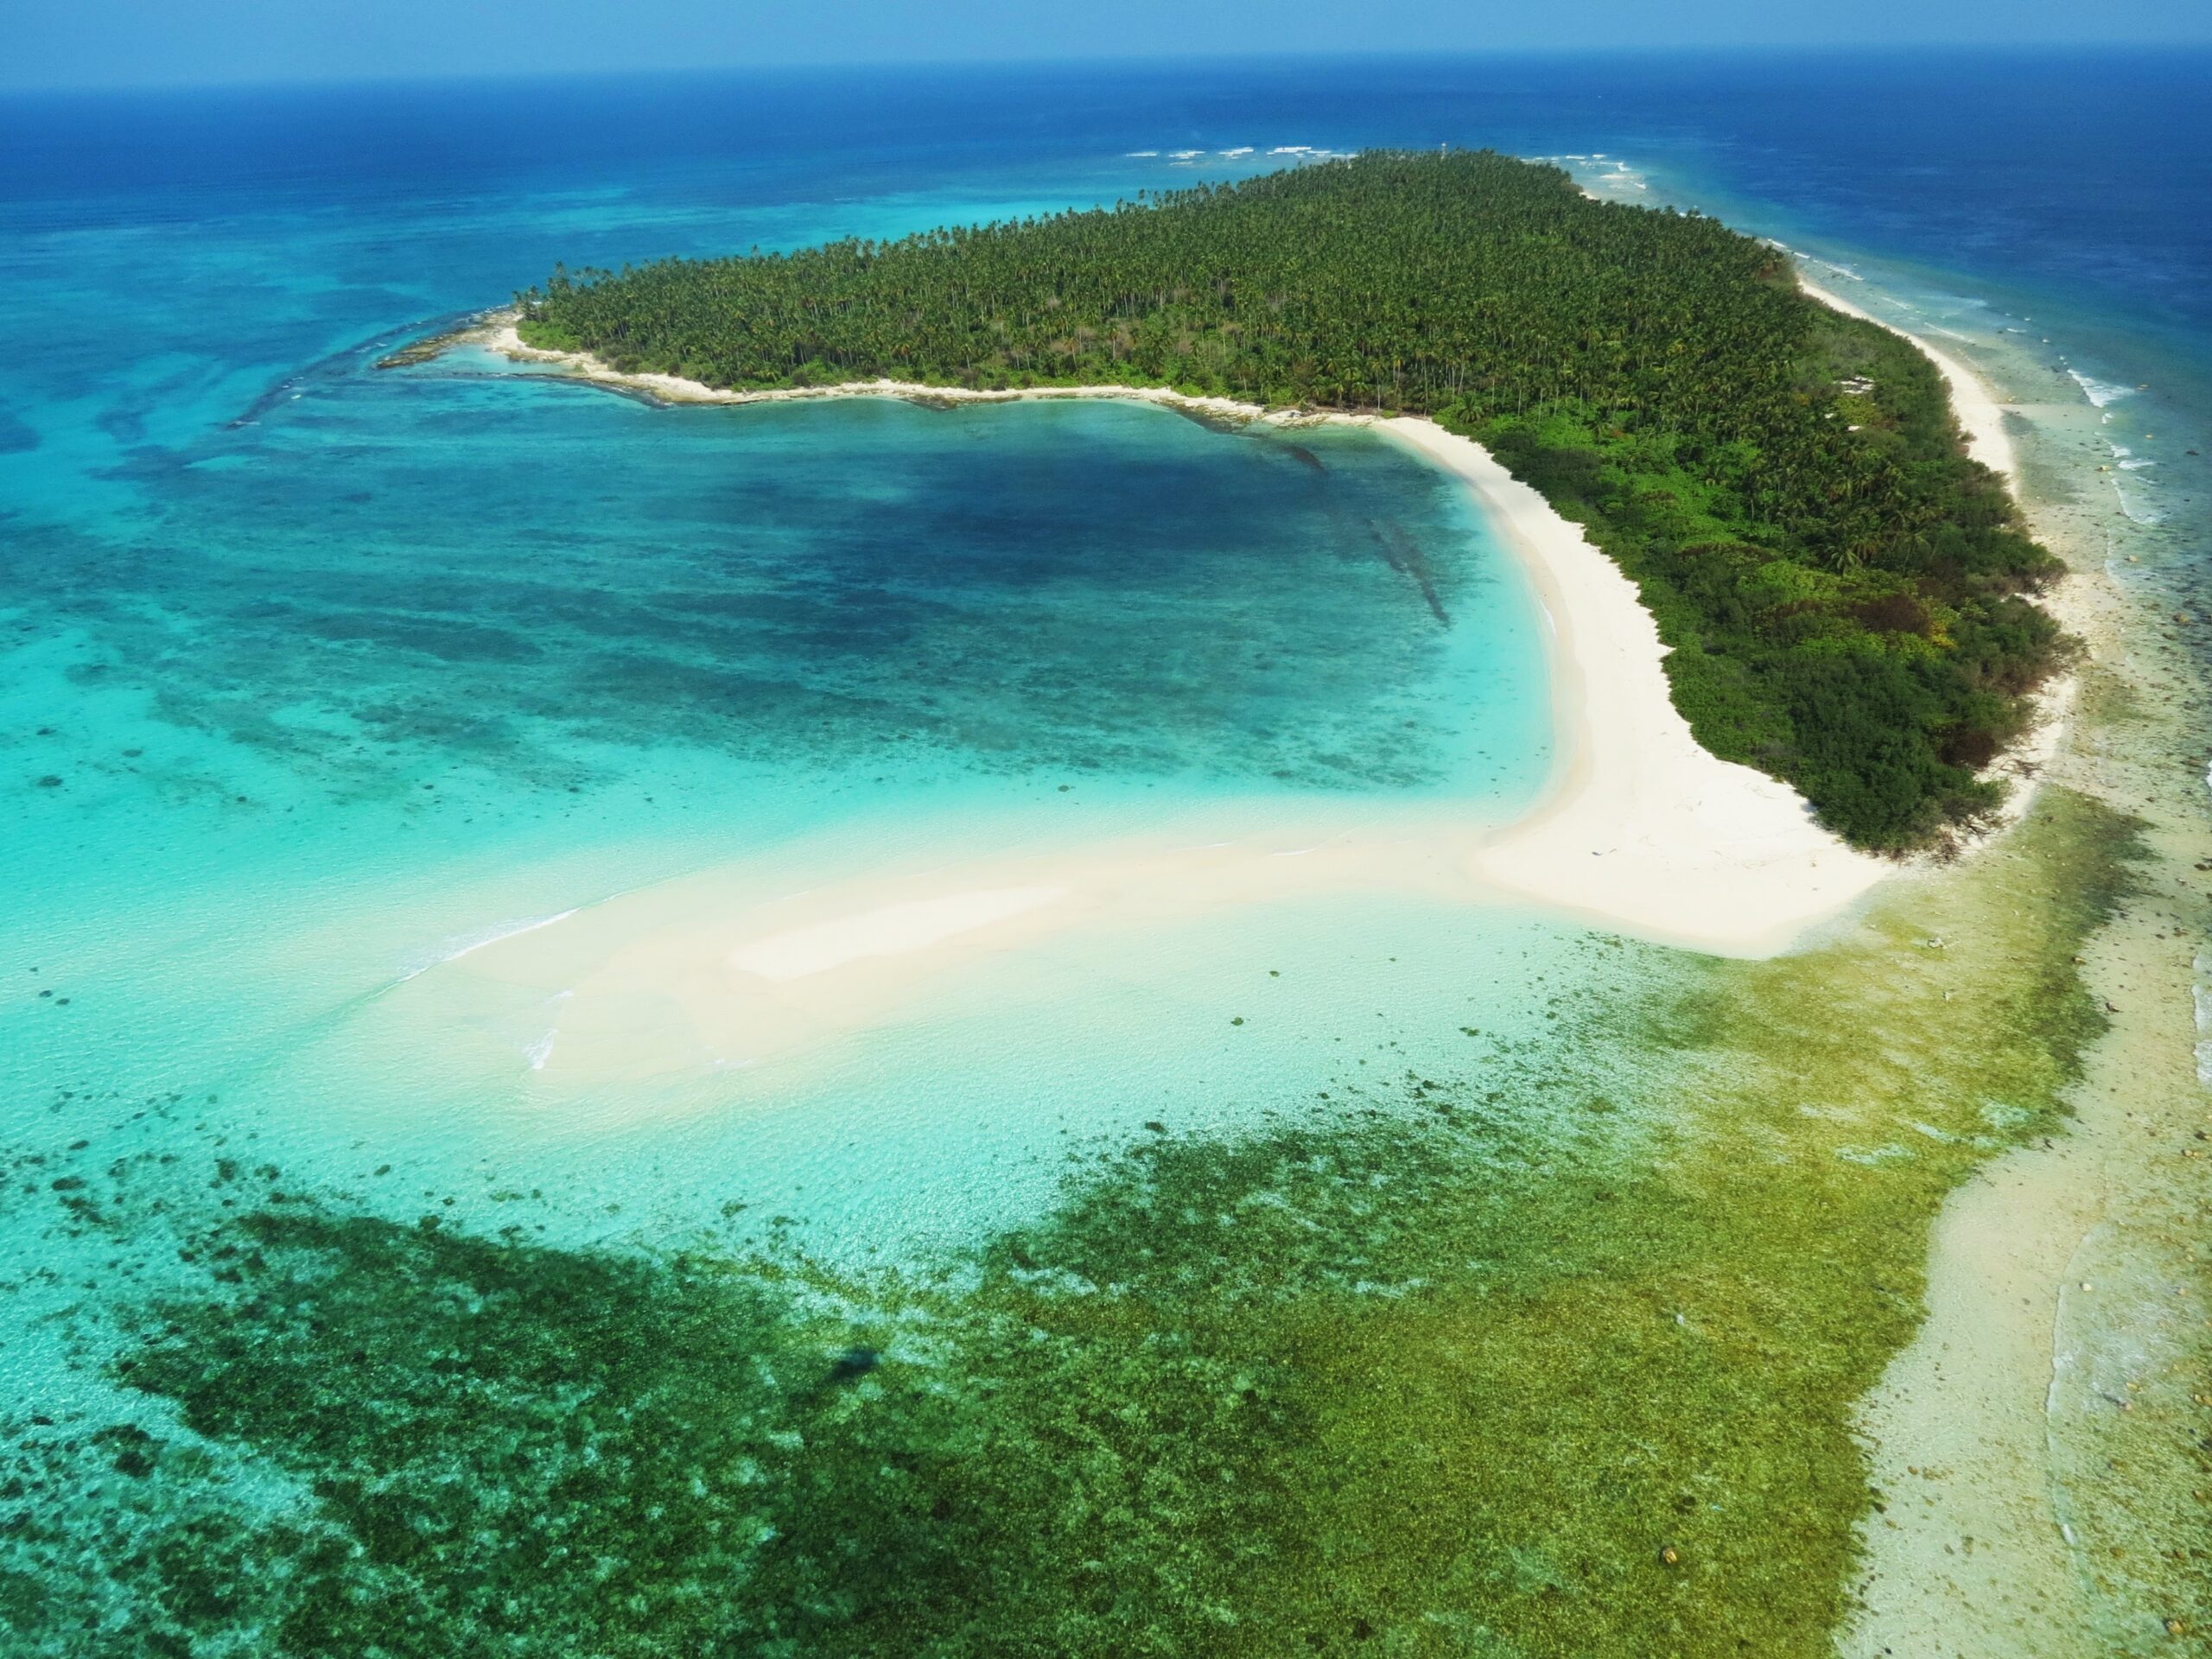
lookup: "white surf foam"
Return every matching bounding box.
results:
[2069,370,2135,409]
[524,990,573,1072]
[2195,961,2212,1087]
[398,908,579,981]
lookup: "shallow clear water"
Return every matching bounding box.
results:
[3,45,2205,1303]
[3,48,2207,1653]
[0,72,1580,1339]
[3,46,2204,1282]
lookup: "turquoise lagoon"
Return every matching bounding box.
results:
[0,102,1600,1449]
[2,53,2205,1653]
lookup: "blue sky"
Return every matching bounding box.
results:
[3,0,2208,90]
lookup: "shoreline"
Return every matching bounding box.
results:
[1377,416,1891,948]
[1797,270,2082,855]
[391,253,2196,1640]
[1798,273,2019,481]
[441,311,1891,963]
[1801,268,2212,1653]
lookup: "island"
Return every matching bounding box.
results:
[506,149,2064,855]
[54,144,2179,1659]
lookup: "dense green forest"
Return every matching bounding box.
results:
[518,150,2062,849]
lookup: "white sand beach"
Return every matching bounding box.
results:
[402,310,1948,1088]
[1378,417,1890,950]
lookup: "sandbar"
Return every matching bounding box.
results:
[391,311,1934,1090]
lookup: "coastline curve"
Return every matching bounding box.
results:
[438,310,1894,962]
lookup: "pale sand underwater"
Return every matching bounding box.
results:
[450,303,2212,1656]
[410,315,1901,1041]
[1797,265,2212,1657]
[355,315,1927,1109]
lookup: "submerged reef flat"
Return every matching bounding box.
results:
[1811,276,2212,1657]
[10,67,2209,1659]
[2,790,2134,1656]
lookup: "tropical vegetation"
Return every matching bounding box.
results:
[518,149,2063,849]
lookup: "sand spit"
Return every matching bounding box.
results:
[399,269,2206,1642]
[1379,417,1890,951]
[439,312,1890,969]
[364,308,1908,1095]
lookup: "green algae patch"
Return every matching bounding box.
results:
[3,794,2135,1656]
[1238,788,2135,1656]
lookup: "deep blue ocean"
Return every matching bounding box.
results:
[1,44,2206,1481]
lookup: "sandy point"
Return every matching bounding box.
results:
[1378,417,1890,956]
[381,311,1981,1090]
